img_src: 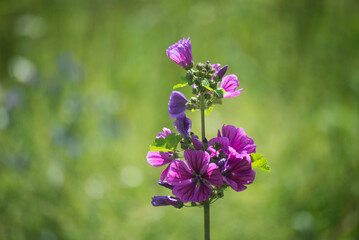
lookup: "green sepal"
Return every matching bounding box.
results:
[250,153,270,172]
[149,133,183,152]
[205,105,215,115]
[173,78,188,89]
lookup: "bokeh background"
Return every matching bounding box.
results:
[1,0,358,239]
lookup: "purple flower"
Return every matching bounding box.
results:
[220,74,243,98]
[168,91,188,119]
[146,151,175,182]
[166,38,193,69]
[156,127,173,139]
[221,153,255,192]
[217,125,256,156]
[167,150,223,203]
[174,113,191,139]
[151,195,183,208]
[191,136,203,150]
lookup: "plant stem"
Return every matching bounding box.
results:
[200,94,210,240]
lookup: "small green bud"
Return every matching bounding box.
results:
[188,78,193,85]
[192,87,199,95]
[194,77,200,86]
[186,71,193,80]
[184,62,193,70]
[196,62,205,71]
[201,79,209,87]
[204,93,211,100]
[205,62,212,71]
[209,81,217,89]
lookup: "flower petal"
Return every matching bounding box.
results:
[146,151,172,167]
[203,163,223,187]
[167,160,193,185]
[156,127,173,139]
[172,181,197,203]
[192,182,212,202]
[224,89,243,98]
[220,125,256,155]
[184,149,209,174]
[221,74,239,93]
[160,164,171,183]
[209,137,230,154]
[168,91,188,119]
[174,113,191,139]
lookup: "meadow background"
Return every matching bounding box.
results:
[1,0,358,239]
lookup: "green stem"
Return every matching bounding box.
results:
[200,94,210,240]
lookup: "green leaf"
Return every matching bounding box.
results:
[173,78,188,89]
[251,153,270,172]
[149,146,173,152]
[165,133,183,150]
[214,89,225,98]
[149,133,183,152]
[203,86,215,92]
[173,82,188,89]
[205,105,215,115]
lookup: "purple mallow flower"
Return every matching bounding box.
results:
[156,127,173,139]
[151,195,183,208]
[218,125,256,156]
[174,113,191,139]
[220,74,243,98]
[168,91,188,119]
[166,38,193,69]
[221,153,255,192]
[147,151,175,182]
[167,150,223,203]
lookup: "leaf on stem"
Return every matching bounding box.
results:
[251,153,270,172]
[149,133,183,152]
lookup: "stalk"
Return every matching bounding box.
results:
[200,94,210,240]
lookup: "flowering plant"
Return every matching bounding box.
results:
[147,37,270,239]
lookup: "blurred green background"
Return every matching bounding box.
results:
[1,0,358,239]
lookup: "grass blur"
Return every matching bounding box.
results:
[1,0,359,239]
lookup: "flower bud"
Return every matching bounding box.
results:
[186,71,194,80]
[196,62,205,71]
[151,196,183,208]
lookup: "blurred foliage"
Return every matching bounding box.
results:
[0,0,359,239]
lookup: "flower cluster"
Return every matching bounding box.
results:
[147,38,269,208]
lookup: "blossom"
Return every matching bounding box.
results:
[167,150,223,203]
[220,74,243,98]
[151,195,183,208]
[217,125,256,156]
[166,38,193,69]
[168,91,188,119]
[156,127,173,139]
[146,151,174,182]
[174,113,191,139]
[221,153,255,192]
